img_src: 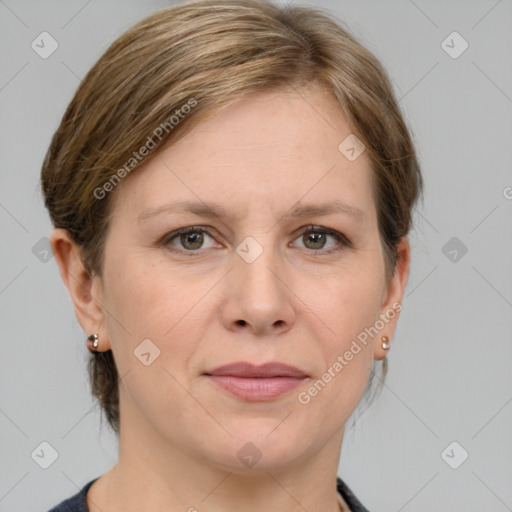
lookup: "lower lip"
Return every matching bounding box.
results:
[206,375,306,401]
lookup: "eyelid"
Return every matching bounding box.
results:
[160,225,220,251]
[294,225,353,249]
[161,224,352,253]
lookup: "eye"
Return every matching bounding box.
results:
[291,226,351,253]
[163,227,218,253]
[161,225,351,255]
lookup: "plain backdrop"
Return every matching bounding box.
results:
[0,1,511,511]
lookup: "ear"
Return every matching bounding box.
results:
[50,228,110,351]
[373,237,410,360]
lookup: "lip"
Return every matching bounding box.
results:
[204,362,308,402]
[206,362,308,378]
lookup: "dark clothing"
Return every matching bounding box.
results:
[47,476,370,511]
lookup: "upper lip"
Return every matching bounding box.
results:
[205,362,308,378]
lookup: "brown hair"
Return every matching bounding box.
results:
[41,0,423,435]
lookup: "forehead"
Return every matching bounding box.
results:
[111,85,376,224]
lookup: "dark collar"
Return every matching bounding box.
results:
[337,476,371,512]
[52,476,371,512]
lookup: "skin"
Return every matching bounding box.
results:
[51,84,410,512]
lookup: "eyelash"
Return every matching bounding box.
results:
[160,225,352,255]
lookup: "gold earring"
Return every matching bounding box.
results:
[381,336,390,350]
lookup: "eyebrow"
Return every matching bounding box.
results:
[137,199,367,224]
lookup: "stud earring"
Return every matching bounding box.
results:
[381,336,390,350]
[87,333,99,354]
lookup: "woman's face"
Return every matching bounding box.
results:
[89,85,409,472]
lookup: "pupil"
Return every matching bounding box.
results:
[183,232,202,249]
[307,233,325,249]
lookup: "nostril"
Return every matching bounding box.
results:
[237,320,246,326]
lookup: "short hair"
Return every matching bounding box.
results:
[41,0,423,435]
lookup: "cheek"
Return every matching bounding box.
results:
[100,248,186,367]
[317,255,384,345]
[101,250,219,383]
[99,254,204,418]
[103,247,183,332]
[303,260,384,415]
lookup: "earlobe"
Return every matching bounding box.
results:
[50,228,108,349]
[374,237,410,360]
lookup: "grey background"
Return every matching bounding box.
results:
[1,0,511,510]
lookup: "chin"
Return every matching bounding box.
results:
[201,425,311,473]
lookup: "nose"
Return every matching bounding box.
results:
[220,239,296,336]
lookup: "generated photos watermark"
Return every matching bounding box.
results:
[297,301,402,405]
[93,97,197,200]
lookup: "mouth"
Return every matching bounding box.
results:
[203,362,308,401]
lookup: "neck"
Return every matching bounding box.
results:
[88,390,347,512]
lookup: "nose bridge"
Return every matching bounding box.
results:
[223,230,295,332]
[235,231,284,295]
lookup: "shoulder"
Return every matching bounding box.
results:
[46,478,98,512]
[337,476,371,512]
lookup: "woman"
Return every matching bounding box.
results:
[42,0,423,510]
